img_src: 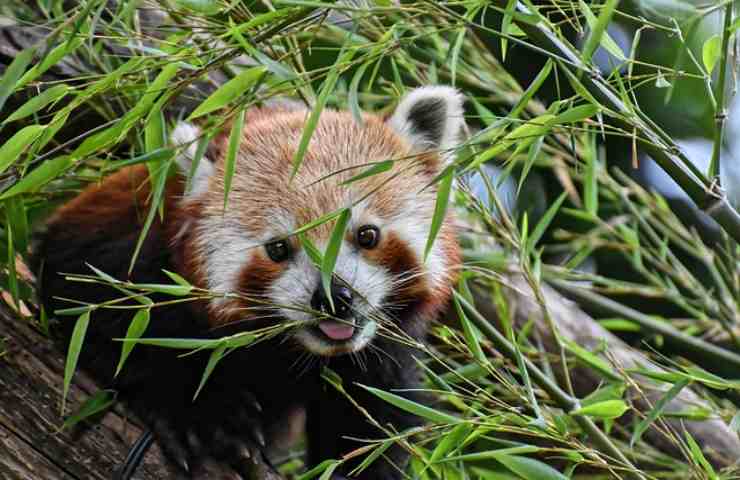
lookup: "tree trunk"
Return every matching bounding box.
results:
[0,304,248,479]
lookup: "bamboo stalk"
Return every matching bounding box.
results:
[473,1,740,243]
[709,3,734,179]
[455,292,649,480]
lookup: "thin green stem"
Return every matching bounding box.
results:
[454,292,648,480]
[476,0,740,244]
[709,3,734,180]
[548,279,740,374]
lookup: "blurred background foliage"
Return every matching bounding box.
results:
[1,0,740,479]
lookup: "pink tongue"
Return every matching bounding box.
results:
[318,320,355,340]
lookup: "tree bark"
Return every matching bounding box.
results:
[0,304,252,479]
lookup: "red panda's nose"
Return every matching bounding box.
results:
[311,280,354,319]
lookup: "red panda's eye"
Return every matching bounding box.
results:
[265,239,291,262]
[356,225,380,249]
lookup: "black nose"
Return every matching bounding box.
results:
[311,280,353,319]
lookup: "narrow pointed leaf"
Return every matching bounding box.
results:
[115,309,151,376]
[224,107,245,210]
[62,310,91,414]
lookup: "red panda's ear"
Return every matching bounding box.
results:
[171,122,215,198]
[388,86,465,164]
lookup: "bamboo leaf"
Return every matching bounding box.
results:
[224,107,246,210]
[424,167,454,262]
[572,400,629,419]
[702,34,722,75]
[128,153,175,274]
[115,309,151,377]
[631,378,690,447]
[189,66,266,119]
[0,155,75,199]
[193,344,227,400]
[359,384,459,424]
[496,453,569,480]
[62,389,116,429]
[62,310,91,414]
[2,85,69,124]
[0,47,35,114]
[579,0,624,61]
[321,208,351,311]
[525,191,567,254]
[341,160,393,185]
[0,125,46,175]
[291,47,355,178]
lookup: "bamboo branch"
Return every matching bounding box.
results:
[472,1,740,243]
[709,3,734,179]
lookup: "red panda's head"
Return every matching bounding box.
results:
[170,87,464,356]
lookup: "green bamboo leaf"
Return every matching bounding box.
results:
[115,309,151,377]
[175,0,221,14]
[321,208,351,311]
[134,283,192,296]
[348,61,371,123]
[0,125,46,175]
[580,0,624,61]
[429,423,473,464]
[554,104,599,124]
[525,191,566,255]
[572,399,629,419]
[631,378,689,447]
[5,196,28,255]
[193,344,227,400]
[341,161,394,185]
[470,114,556,170]
[500,0,516,61]
[163,269,193,287]
[299,233,323,266]
[351,440,393,476]
[16,38,82,89]
[0,47,35,114]
[439,446,542,463]
[189,66,266,119]
[6,219,18,309]
[359,384,459,424]
[62,389,116,429]
[684,431,718,480]
[0,155,75,199]
[318,460,341,480]
[128,153,175,274]
[3,85,69,124]
[510,59,553,119]
[702,34,722,75]
[584,139,599,216]
[453,293,486,363]
[296,460,340,480]
[563,338,620,381]
[291,47,355,178]
[224,107,246,210]
[292,208,345,237]
[424,167,454,262]
[62,310,91,414]
[496,453,569,480]
[116,337,221,349]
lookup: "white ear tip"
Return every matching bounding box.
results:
[389,85,465,162]
[171,121,200,148]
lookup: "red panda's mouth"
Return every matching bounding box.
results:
[317,320,355,340]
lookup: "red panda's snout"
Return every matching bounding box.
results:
[170,86,465,357]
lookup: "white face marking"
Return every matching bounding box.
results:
[270,240,393,356]
[198,210,295,305]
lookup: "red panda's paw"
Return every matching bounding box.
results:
[142,391,280,479]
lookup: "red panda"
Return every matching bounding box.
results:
[32,86,464,479]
